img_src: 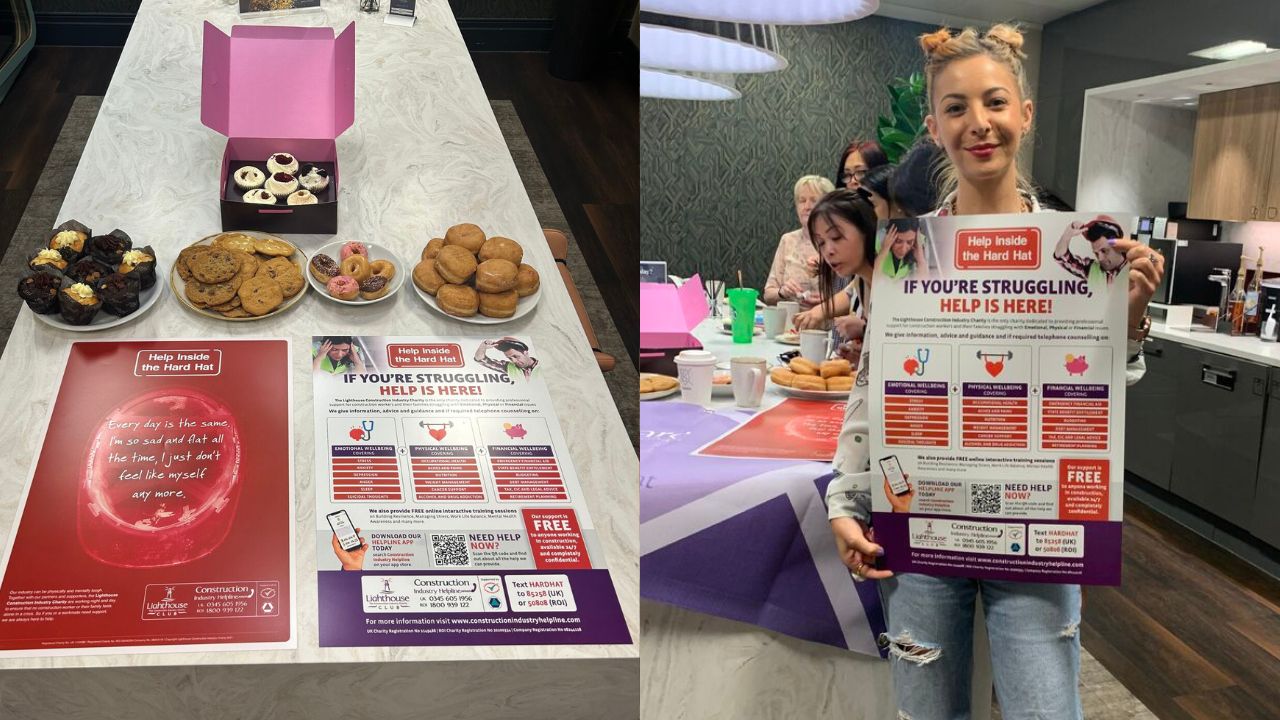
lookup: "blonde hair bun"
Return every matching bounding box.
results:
[919,28,952,56]
[984,23,1026,58]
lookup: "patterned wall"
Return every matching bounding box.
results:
[641,15,932,289]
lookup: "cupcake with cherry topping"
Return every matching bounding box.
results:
[234,166,266,191]
[265,172,298,198]
[266,153,298,175]
[18,269,63,315]
[118,246,157,289]
[298,164,330,193]
[58,278,102,325]
[244,188,277,205]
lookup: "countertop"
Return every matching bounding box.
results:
[0,0,638,670]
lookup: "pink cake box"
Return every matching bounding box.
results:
[640,273,708,376]
[201,21,355,235]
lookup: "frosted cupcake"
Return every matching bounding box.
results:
[298,164,330,193]
[266,152,298,175]
[233,166,266,190]
[265,172,298,198]
[287,189,318,206]
[244,188,277,205]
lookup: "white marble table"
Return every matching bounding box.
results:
[0,0,637,715]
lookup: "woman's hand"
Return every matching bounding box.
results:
[836,340,862,362]
[830,517,892,580]
[313,340,332,370]
[781,279,806,301]
[833,314,866,341]
[884,475,914,513]
[1113,239,1166,327]
[793,306,826,330]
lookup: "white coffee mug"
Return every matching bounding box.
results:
[730,356,767,408]
[761,306,787,338]
[777,301,800,331]
[674,349,717,406]
[800,329,832,363]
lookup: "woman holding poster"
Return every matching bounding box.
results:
[823,24,1165,719]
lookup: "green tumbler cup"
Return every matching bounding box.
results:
[728,288,758,344]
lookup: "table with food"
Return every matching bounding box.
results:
[0,1,637,716]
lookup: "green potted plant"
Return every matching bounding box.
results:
[876,72,928,164]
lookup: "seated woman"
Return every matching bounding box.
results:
[835,139,888,191]
[763,174,834,309]
[794,189,879,361]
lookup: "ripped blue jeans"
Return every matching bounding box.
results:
[878,573,1083,720]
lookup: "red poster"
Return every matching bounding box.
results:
[0,340,294,655]
[694,398,846,461]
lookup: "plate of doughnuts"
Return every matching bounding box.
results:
[306,241,405,305]
[640,372,680,401]
[410,223,542,324]
[769,357,854,399]
[170,232,308,321]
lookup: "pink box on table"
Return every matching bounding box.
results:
[640,273,708,376]
[201,21,355,235]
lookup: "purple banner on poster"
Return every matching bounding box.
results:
[317,569,631,646]
[884,381,949,396]
[1042,383,1110,399]
[872,512,1122,585]
[962,383,1028,398]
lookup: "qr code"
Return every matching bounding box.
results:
[430,533,471,567]
[970,484,1002,515]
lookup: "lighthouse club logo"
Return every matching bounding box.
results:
[143,584,190,618]
[363,577,411,610]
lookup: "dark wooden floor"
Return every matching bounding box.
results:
[1081,496,1280,720]
[473,52,638,365]
[0,45,122,261]
[0,48,639,366]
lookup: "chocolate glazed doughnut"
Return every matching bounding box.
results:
[309,253,341,283]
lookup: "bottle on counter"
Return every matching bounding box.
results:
[1229,255,1249,336]
[1262,303,1278,343]
[1245,248,1265,336]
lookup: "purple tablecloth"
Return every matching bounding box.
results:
[640,401,885,656]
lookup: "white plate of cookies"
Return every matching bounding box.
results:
[170,232,308,321]
[410,223,542,324]
[769,357,854,399]
[640,372,680,401]
[306,241,405,305]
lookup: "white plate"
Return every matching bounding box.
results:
[170,232,308,322]
[711,371,734,396]
[776,332,801,345]
[411,262,542,325]
[305,241,406,305]
[640,372,680,401]
[30,276,165,332]
[718,325,764,337]
[771,380,850,400]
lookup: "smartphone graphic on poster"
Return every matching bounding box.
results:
[326,510,363,552]
[879,455,911,496]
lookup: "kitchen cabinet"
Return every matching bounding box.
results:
[1169,347,1267,530]
[1124,338,1183,489]
[1187,83,1280,222]
[1251,368,1280,547]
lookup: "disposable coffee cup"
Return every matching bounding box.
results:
[778,300,800,330]
[800,329,832,363]
[730,356,767,408]
[762,306,786,338]
[674,349,716,406]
